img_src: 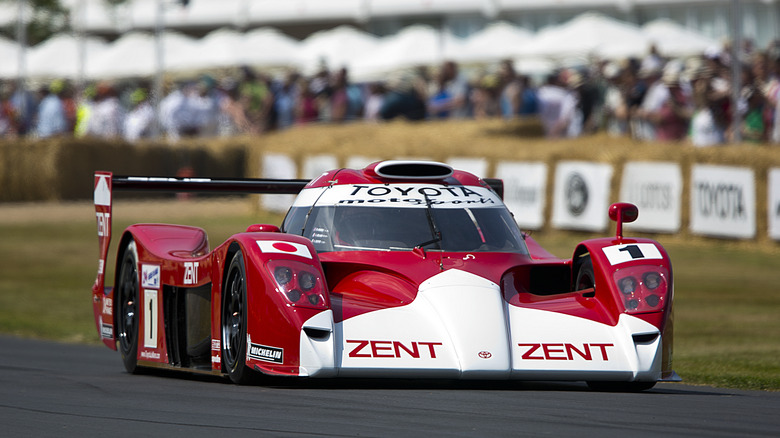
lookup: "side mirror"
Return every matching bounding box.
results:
[246,224,281,233]
[608,202,638,239]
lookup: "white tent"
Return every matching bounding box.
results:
[27,34,108,79]
[297,25,380,74]
[85,31,197,79]
[0,36,21,79]
[642,19,721,58]
[455,21,533,64]
[350,24,462,81]
[517,13,649,61]
[167,28,244,73]
[241,27,301,69]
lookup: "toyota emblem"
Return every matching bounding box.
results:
[478,351,492,359]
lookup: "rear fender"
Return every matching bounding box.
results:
[223,233,333,376]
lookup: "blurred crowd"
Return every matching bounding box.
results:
[3,38,780,146]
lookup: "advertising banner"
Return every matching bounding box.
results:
[551,161,613,232]
[690,165,755,239]
[494,162,547,229]
[769,168,780,240]
[619,162,682,233]
[261,153,297,213]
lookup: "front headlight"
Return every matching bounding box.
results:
[266,260,328,309]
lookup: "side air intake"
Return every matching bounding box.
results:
[374,161,454,180]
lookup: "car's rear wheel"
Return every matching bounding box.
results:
[117,240,140,374]
[221,250,255,384]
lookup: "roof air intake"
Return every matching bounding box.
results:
[374,161,454,180]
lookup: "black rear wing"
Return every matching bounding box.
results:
[111,175,310,194]
[110,175,504,198]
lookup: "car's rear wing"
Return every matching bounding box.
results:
[90,171,311,346]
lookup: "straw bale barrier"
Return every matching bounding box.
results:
[2,118,779,243]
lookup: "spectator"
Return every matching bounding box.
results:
[470,72,501,119]
[380,70,427,121]
[217,78,252,135]
[295,78,320,124]
[1,82,18,137]
[9,81,37,136]
[602,62,629,136]
[427,60,469,118]
[517,75,539,117]
[363,82,386,122]
[536,72,568,138]
[498,59,521,118]
[274,71,300,130]
[330,67,351,122]
[653,68,692,142]
[189,76,221,137]
[88,81,124,139]
[556,71,585,138]
[740,86,766,142]
[632,64,666,141]
[123,87,154,142]
[160,81,185,141]
[35,80,67,138]
[239,67,274,133]
[74,84,96,138]
[689,65,726,147]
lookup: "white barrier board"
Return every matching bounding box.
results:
[620,162,682,233]
[769,168,780,240]
[447,157,489,178]
[690,164,755,239]
[494,162,547,230]
[261,153,297,213]
[552,161,613,232]
[346,156,381,170]
[303,154,338,179]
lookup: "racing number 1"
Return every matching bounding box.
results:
[618,245,644,260]
[144,290,158,348]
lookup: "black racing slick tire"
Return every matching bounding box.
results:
[221,250,255,385]
[117,240,140,374]
[574,254,595,293]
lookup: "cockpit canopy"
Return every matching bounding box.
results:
[282,183,528,254]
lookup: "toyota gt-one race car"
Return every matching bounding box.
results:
[91,161,678,391]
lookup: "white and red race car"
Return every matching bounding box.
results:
[92,160,678,391]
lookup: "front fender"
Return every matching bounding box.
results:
[574,236,674,378]
[223,232,334,376]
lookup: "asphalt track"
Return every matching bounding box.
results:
[1,336,778,437]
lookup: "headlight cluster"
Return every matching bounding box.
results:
[613,267,669,314]
[266,260,328,309]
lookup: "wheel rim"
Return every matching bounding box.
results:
[222,264,244,370]
[118,256,138,354]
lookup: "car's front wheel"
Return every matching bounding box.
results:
[117,240,140,374]
[221,249,255,384]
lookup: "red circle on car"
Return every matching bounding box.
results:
[272,242,297,253]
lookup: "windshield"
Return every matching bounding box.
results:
[283,204,528,254]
